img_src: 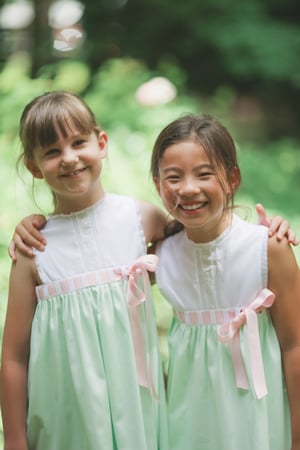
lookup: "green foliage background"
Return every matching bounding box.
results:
[0,0,300,446]
[0,56,299,446]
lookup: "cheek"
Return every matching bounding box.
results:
[41,161,57,177]
[159,183,179,206]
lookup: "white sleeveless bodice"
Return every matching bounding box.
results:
[34,193,147,283]
[156,214,269,311]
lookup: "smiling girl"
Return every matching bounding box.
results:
[0,91,169,450]
[151,114,300,450]
[7,104,299,450]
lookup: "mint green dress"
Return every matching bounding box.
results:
[27,193,168,450]
[156,215,291,450]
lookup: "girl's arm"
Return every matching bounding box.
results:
[9,214,47,260]
[268,237,300,450]
[9,204,299,259]
[138,200,170,245]
[0,253,37,450]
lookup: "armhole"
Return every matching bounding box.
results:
[33,248,45,285]
[261,227,269,288]
[133,197,147,254]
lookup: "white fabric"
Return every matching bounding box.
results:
[34,193,146,283]
[156,214,269,311]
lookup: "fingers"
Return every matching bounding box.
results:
[256,204,299,246]
[32,214,47,230]
[15,221,46,252]
[11,214,47,258]
[286,230,299,246]
[267,217,287,239]
[10,231,36,258]
[255,203,270,226]
[267,217,299,246]
[8,214,47,260]
[8,240,17,261]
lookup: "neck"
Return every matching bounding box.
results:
[185,210,233,243]
[53,186,105,215]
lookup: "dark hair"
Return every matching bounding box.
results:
[19,90,101,163]
[150,113,241,236]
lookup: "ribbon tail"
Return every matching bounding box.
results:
[128,302,150,389]
[128,289,158,399]
[246,310,267,399]
[126,257,159,399]
[228,333,249,390]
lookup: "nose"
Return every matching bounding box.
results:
[177,177,201,196]
[61,148,79,166]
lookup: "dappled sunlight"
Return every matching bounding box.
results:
[49,0,85,53]
[135,77,177,106]
[0,0,85,56]
[53,26,84,52]
[48,0,84,29]
[0,0,34,29]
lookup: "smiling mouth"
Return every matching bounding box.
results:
[180,202,206,211]
[62,168,86,177]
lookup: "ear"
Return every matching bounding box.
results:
[26,159,44,179]
[230,166,241,193]
[98,131,108,159]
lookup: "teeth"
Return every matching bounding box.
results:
[181,203,204,211]
[67,169,82,176]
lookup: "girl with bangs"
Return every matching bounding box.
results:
[1,91,169,450]
[7,98,299,450]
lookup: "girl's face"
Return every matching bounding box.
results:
[154,140,235,243]
[27,127,107,214]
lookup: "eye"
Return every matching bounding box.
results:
[198,171,214,178]
[72,135,89,147]
[73,138,87,147]
[44,148,59,158]
[165,175,181,183]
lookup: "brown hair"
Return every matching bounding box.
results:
[19,90,101,163]
[18,91,102,210]
[150,113,241,235]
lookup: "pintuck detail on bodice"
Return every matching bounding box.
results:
[34,193,147,283]
[156,214,269,311]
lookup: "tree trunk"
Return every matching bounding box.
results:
[30,0,53,77]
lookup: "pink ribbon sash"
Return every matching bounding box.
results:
[218,288,275,399]
[126,254,159,399]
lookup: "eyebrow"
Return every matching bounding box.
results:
[41,131,86,148]
[160,163,215,174]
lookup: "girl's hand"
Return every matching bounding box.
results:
[9,214,47,261]
[256,203,299,246]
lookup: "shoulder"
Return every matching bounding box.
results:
[267,235,300,348]
[268,235,299,289]
[233,214,266,233]
[138,199,163,217]
[231,214,268,243]
[268,234,294,261]
[13,250,40,283]
[137,200,168,245]
[9,250,39,305]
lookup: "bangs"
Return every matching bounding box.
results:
[22,97,97,154]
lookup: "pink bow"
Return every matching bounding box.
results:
[218,288,275,399]
[126,254,159,399]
